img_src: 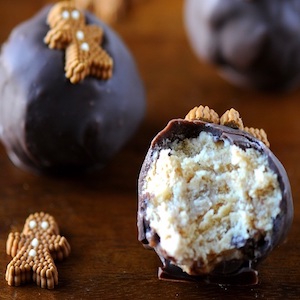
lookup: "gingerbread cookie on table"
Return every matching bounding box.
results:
[6,212,71,289]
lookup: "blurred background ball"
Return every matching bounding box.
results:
[184,0,300,91]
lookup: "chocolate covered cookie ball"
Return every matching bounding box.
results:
[138,106,293,285]
[185,0,300,90]
[0,2,145,174]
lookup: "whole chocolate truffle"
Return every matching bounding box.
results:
[0,3,145,174]
[138,106,293,285]
[184,0,300,90]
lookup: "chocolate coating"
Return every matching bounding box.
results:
[185,0,300,90]
[0,5,145,174]
[138,119,293,285]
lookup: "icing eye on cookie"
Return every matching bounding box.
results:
[62,10,70,19]
[29,220,37,229]
[41,221,49,230]
[71,9,80,19]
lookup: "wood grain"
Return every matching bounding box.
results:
[0,0,299,299]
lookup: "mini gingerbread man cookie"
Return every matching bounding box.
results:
[5,212,71,289]
[44,1,113,83]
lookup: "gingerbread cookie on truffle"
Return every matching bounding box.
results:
[138,105,293,285]
[0,1,145,174]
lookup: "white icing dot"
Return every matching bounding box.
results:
[41,221,49,230]
[72,10,80,20]
[31,238,39,248]
[29,249,37,257]
[76,30,84,41]
[29,220,37,229]
[62,10,70,20]
[81,42,90,52]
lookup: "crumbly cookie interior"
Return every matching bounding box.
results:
[143,131,281,274]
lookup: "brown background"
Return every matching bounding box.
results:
[0,0,299,299]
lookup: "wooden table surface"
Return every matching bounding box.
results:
[0,0,299,299]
